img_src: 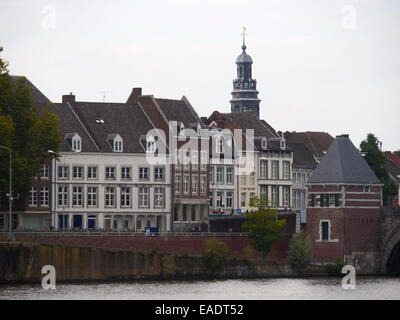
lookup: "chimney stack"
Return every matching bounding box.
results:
[127,88,142,104]
[62,92,76,104]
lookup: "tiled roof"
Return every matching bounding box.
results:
[155,98,202,128]
[384,152,400,183]
[308,135,381,185]
[10,75,51,105]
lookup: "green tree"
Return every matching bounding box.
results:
[360,133,397,204]
[203,239,230,272]
[242,195,286,257]
[0,46,61,197]
[287,231,312,273]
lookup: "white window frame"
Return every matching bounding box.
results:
[192,175,198,194]
[105,186,116,207]
[138,187,149,208]
[40,187,49,207]
[29,187,37,207]
[87,186,97,207]
[120,187,131,208]
[72,186,83,207]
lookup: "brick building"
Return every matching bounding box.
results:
[306,134,382,268]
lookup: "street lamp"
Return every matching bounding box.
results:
[48,150,66,231]
[0,146,12,237]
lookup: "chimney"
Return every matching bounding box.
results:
[127,87,142,104]
[62,92,75,104]
[337,134,349,138]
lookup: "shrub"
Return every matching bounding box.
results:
[324,259,345,276]
[287,231,312,273]
[203,239,229,272]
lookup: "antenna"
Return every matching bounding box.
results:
[100,91,112,102]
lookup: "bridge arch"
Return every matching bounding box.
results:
[382,223,400,273]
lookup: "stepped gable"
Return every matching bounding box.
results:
[308,134,381,185]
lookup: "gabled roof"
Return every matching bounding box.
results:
[308,135,381,185]
[155,98,203,128]
[10,75,51,105]
[384,152,400,183]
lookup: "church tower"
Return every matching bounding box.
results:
[230,28,261,118]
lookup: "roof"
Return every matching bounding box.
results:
[71,102,155,153]
[384,152,400,183]
[10,75,51,105]
[155,98,203,128]
[287,141,318,169]
[284,131,334,158]
[307,135,381,185]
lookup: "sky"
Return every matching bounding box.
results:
[1,0,399,150]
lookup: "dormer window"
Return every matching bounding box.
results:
[147,135,155,153]
[66,133,81,152]
[262,138,267,149]
[280,139,286,150]
[108,134,123,152]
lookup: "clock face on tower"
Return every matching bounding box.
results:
[234,92,240,99]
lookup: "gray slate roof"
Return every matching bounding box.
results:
[308,135,381,185]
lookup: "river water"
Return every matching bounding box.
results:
[0,277,399,300]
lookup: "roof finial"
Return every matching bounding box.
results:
[241,26,247,51]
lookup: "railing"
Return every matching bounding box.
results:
[0,230,248,237]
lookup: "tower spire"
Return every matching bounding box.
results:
[241,26,247,51]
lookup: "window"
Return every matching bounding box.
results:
[29,187,37,207]
[154,187,165,208]
[146,136,155,153]
[216,167,224,184]
[200,151,207,170]
[262,138,267,149]
[272,161,279,179]
[121,167,131,180]
[283,161,290,179]
[88,166,97,179]
[283,186,290,207]
[210,166,214,183]
[40,165,49,179]
[154,167,164,180]
[261,186,267,197]
[105,187,115,207]
[271,186,278,207]
[216,137,224,154]
[321,221,329,241]
[250,192,255,205]
[240,173,246,185]
[241,192,246,207]
[226,192,233,208]
[87,187,97,207]
[72,135,81,152]
[58,166,68,179]
[175,175,181,194]
[105,167,116,179]
[139,167,149,180]
[113,136,123,152]
[0,215,4,229]
[200,175,207,194]
[209,192,213,207]
[249,172,255,185]
[120,187,131,207]
[183,175,190,194]
[216,191,223,207]
[40,187,49,207]
[226,167,233,184]
[138,187,149,207]
[72,186,83,207]
[191,151,198,170]
[260,160,267,179]
[72,166,83,179]
[57,186,68,206]
[192,175,198,194]
[364,186,371,193]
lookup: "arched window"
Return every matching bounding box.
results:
[72,134,81,152]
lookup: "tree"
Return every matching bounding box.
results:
[0,46,61,197]
[203,239,229,272]
[360,133,397,204]
[287,231,312,273]
[242,195,286,257]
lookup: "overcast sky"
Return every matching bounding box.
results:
[1,0,399,150]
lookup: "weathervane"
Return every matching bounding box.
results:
[241,26,247,50]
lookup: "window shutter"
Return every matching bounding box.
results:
[320,194,324,207]
[326,194,330,207]
[311,194,315,207]
[335,194,339,207]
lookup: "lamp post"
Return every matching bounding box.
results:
[0,146,12,236]
[48,150,66,231]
